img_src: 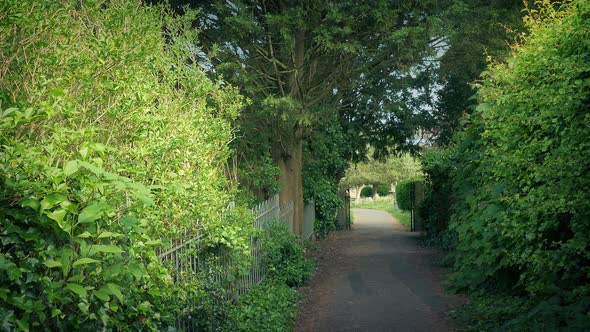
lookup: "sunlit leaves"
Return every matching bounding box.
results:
[440,1,590,328]
[0,0,243,329]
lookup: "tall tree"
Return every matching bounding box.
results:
[342,153,422,200]
[428,0,526,144]
[190,0,442,234]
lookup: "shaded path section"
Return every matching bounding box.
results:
[295,209,464,332]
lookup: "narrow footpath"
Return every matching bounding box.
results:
[295,208,465,332]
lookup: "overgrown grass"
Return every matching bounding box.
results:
[352,196,411,227]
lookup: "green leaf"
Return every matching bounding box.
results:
[40,193,67,213]
[147,289,161,296]
[60,248,73,277]
[72,258,100,267]
[145,239,162,246]
[66,283,87,298]
[76,231,93,239]
[97,231,123,239]
[93,290,110,302]
[109,302,119,312]
[127,263,145,280]
[51,308,62,318]
[79,161,104,175]
[47,209,70,232]
[44,260,63,268]
[47,209,67,222]
[78,203,105,224]
[88,245,124,256]
[79,147,89,160]
[106,283,123,302]
[8,268,22,281]
[63,160,79,176]
[49,87,65,97]
[21,198,39,211]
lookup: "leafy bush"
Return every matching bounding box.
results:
[308,178,342,239]
[227,280,299,332]
[440,1,590,329]
[375,183,392,196]
[396,178,423,211]
[0,0,244,329]
[195,221,314,331]
[419,148,457,249]
[303,115,347,238]
[360,186,374,198]
[262,222,315,287]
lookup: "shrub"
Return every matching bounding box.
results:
[0,0,243,329]
[396,178,423,211]
[419,147,457,249]
[262,222,315,287]
[360,186,373,198]
[227,280,299,332]
[308,178,342,239]
[446,1,590,328]
[375,183,392,196]
[303,115,347,239]
[199,221,315,332]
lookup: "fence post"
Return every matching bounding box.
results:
[303,200,315,240]
[345,189,351,230]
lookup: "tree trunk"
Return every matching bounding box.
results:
[275,27,306,236]
[275,139,304,236]
[372,183,379,199]
[355,186,362,201]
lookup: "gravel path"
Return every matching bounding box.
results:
[294,208,465,332]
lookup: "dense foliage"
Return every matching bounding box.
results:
[209,221,313,332]
[423,1,590,329]
[419,148,456,249]
[302,116,348,239]
[0,0,248,329]
[360,187,374,199]
[262,222,315,287]
[184,0,445,237]
[375,184,392,197]
[395,178,423,212]
[227,280,299,332]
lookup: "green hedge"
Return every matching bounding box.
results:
[219,221,314,331]
[396,178,423,211]
[438,1,590,329]
[419,148,456,249]
[0,1,246,329]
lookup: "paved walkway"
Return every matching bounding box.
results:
[295,208,464,332]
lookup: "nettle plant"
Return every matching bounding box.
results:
[0,0,245,330]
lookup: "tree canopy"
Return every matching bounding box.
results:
[342,153,422,191]
[183,0,448,234]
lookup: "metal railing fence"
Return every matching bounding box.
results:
[156,195,293,330]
